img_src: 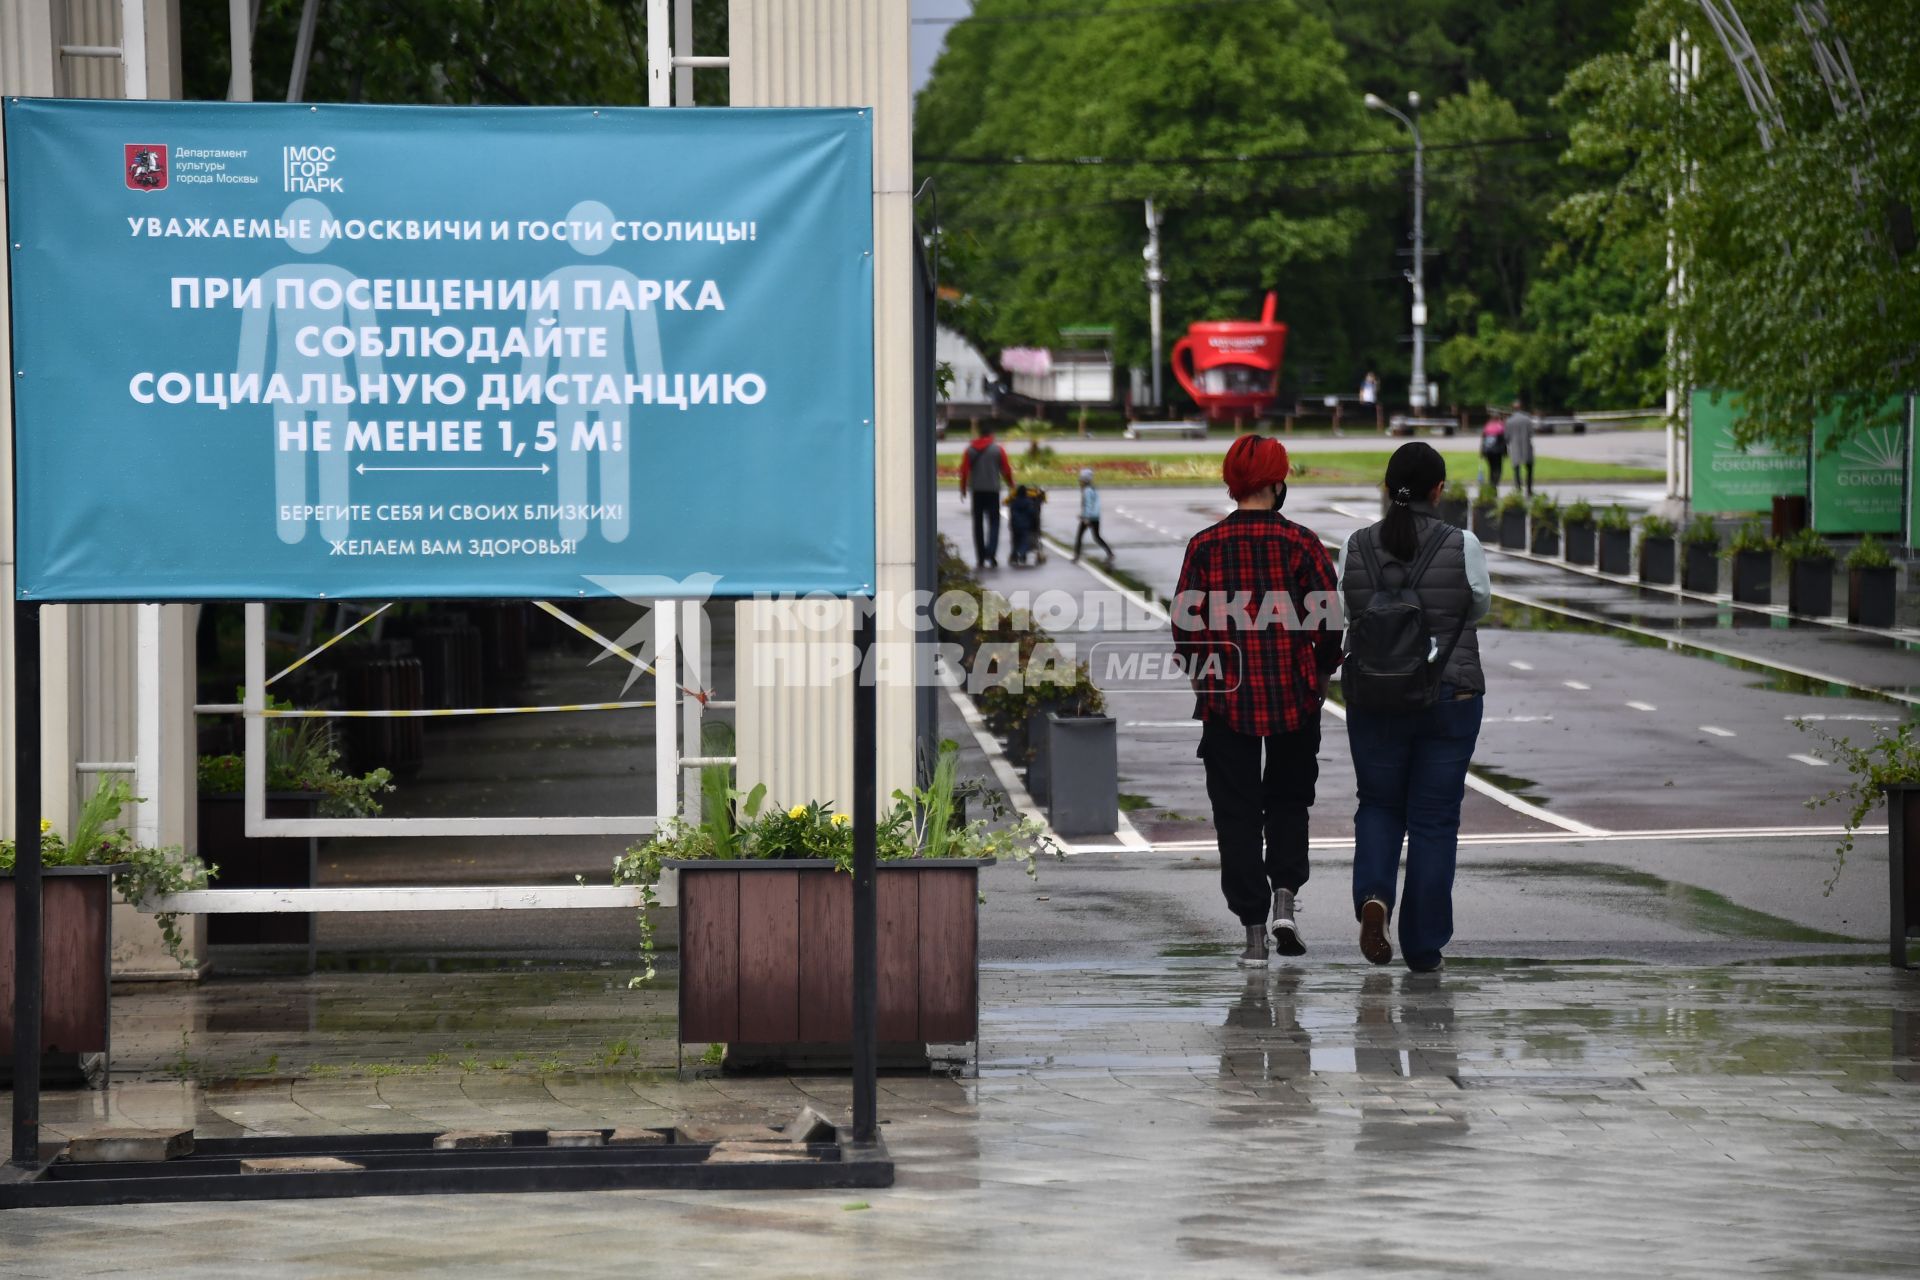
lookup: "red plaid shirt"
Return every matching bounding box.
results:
[1173,510,1342,735]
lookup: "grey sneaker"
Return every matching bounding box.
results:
[1236,924,1269,968]
[1270,889,1306,957]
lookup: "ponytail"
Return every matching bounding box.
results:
[1378,441,1447,562]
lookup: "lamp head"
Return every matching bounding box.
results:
[1407,90,1421,110]
[1363,93,1383,110]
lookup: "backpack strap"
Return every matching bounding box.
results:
[1400,518,1452,591]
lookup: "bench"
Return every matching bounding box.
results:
[1125,420,1208,440]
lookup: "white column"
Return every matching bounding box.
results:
[653,601,678,823]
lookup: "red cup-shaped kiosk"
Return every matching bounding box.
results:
[1170,292,1286,422]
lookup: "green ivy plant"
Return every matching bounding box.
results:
[1778,527,1834,566]
[1596,504,1632,532]
[198,693,394,818]
[1563,499,1594,525]
[613,741,1056,986]
[1725,519,1774,558]
[1497,491,1528,516]
[1473,485,1498,510]
[1681,514,1720,548]
[0,776,215,966]
[1442,480,1469,505]
[1638,514,1676,540]
[1847,534,1893,571]
[1527,494,1560,528]
[1798,721,1920,892]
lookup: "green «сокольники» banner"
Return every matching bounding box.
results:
[1689,389,1806,514]
[6,99,875,602]
[1810,398,1908,535]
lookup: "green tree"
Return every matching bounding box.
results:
[1561,0,1920,447]
[181,0,730,106]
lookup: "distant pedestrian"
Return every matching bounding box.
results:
[1359,371,1379,406]
[1479,414,1507,490]
[1073,467,1113,561]
[1337,441,1490,974]
[1505,399,1536,496]
[1174,436,1343,968]
[957,422,1014,568]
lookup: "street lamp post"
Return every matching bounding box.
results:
[1144,198,1165,410]
[1365,90,1427,411]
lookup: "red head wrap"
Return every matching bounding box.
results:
[1222,434,1291,500]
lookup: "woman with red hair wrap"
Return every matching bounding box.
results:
[1174,435,1343,967]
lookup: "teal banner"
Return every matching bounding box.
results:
[1689,389,1806,514]
[1810,398,1907,535]
[6,99,874,601]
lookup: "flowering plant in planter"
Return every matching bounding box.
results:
[1798,720,1920,891]
[0,776,215,964]
[197,694,394,817]
[614,741,1056,983]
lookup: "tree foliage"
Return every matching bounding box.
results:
[181,0,730,107]
[1560,0,1920,447]
[917,0,1645,411]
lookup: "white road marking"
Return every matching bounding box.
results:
[1151,823,1886,853]
[1699,725,1736,737]
[1563,680,1591,690]
[1484,715,1554,723]
[1123,720,1200,729]
[1626,700,1658,711]
[1508,660,1534,671]
[1791,713,1901,723]
[1788,753,1831,768]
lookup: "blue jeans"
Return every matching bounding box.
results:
[1344,686,1483,970]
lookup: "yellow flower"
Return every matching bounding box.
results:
[788,804,809,821]
[830,812,852,828]
[39,818,53,833]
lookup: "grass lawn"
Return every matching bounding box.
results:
[1004,450,1664,490]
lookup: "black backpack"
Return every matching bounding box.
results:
[1343,524,1469,713]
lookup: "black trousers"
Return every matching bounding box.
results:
[1485,454,1504,487]
[970,490,1001,564]
[1512,460,1534,495]
[1074,517,1112,558]
[1200,716,1320,925]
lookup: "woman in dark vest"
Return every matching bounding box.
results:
[1338,442,1490,972]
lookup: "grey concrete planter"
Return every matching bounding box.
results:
[1564,521,1596,565]
[1849,566,1896,627]
[1787,558,1834,617]
[1885,783,1920,968]
[1470,504,1496,540]
[1530,524,1559,557]
[1639,536,1676,585]
[1682,542,1719,593]
[1044,713,1117,837]
[1598,528,1632,575]
[1499,511,1527,550]
[1732,550,1772,604]
[1438,498,1469,529]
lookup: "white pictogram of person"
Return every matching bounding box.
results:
[235,199,383,545]
[520,200,662,544]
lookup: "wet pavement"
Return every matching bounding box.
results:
[6,958,1917,1276]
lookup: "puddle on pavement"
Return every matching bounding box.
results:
[1481,862,1856,943]
[1468,765,1550,805]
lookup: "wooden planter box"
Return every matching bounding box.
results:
[197,792,320,948]
[1564,520,1596,565]
[1598,528,1632,575]
[1640,536,1676,585]
[1682,542,1719,593]
[672,859,990,1061]
[1498,511,1527,549]
[1732,550,1772,604]
[1,865,125,1086]
[1885,783,1920,968]
[1787,558,1834,617]
[1849,566,1896,627]
[1530,524,1559,557]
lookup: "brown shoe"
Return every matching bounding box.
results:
[1358,898,1393,966]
